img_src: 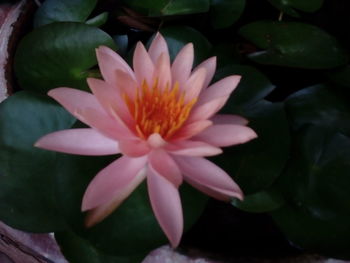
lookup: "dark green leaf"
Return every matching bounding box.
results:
[232,189,285,213]
[239,21,348,69]
[327,65,350,88]
[0,92,75,232]
[122,0,210,16]
[86,12,109,27]
[159,26,212,66]
[214,65,275,112]
[210,0,245,29]
[34,0,97,27]
[14,22,116,93]
[285,85,350,134]
[212,101,290,194]
[268,0,324,16]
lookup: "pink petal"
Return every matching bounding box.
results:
[153,52,171,90]
[87,78,132,125]
[96,46,135,86]
[148,33,170,64]
[187,97,227,123]
[35,128,119,156]
[133,42,155,86]
[171,120,212,141]
[211,114,249,126]
[184,67,207,102]
[147,166,183,248]
[194,124,257,147]
[148,149,182,187]
[82,155,147,211]
[192,57,216,89]
[115,70,138,99]
[48,87,104,120]
[171,43,194,88]
[119,139,151,157]
[198,75,241,105]
[166,140,222,157]
[174,156,243,200]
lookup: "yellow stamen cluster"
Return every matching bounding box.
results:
[124,79,196,139]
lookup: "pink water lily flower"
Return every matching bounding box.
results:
[35,33,257,248]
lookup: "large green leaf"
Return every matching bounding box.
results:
[239,21,348,69]
[268,0,324,17]
[159,26,212,66]
[285,85,350,134]
[0,92,75,232]
[210,0,245,29]
[34,0,97,27]
[214,65,275,112]
[121,0,210,16]
[14,22,116,93]
[212,101,290,194]
[54,154,208,256]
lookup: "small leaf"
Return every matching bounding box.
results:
[210,0,245,29]
[34,0,97,27]
[86,12,109,27]
[239,21,348,69]
[0,92,75,232]
[14,22,116,93]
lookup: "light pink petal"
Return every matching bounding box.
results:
[171,120,212,141]
[133,42,155,86]
[192,56,216,89]
[153,52,171,90]
[187,97,227,123]
[184,67,207,102]
[48,87,105,120]
[115,70,138,99]
[174,156,243,200]
[198,75,241,105]
[148,33,170,64]
[35,128,119,156]
[82,155,147,211]
[87,78,132,125]
[148,149,182,187]
[171,43,194,88]
[147,166,183,248]
[194,124,257,147]
[76,108,135,141]
[96,46,135,86]
[119,139,151,157]
[211,114,249,126]
[166,140,222,157]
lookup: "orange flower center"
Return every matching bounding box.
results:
[123,80,197,140]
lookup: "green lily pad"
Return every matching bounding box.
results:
[86,12,109,27]
[0,92,75,232]
[159,26,212,66]
[268,0,324,17]
[210,0,245,29]
[34,0,97,27]
[121,0,210,16]
[14,22,116,93]
[239,21,348,69]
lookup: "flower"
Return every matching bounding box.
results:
[35,33,257,247]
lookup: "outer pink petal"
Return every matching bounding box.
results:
[96,46,135,86]
[147,166,183,248]
[148,33,170,64]
[174,156,243,200]
[187,97,227,123]
[48,87,104,120]
[184,67,207,102]
[192,57,216,89]
[211,114,248,126]
[119,139,151,157]
[198,75,241,105]
[166,140,222,157]
[133,42,155,86]
[35,128,119,156]
[82,156,147,211]
[171,43,194,88]
[153,52,171,90]
[148,149,182,187]
[194,124,257,147]
[171,120,212,141]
